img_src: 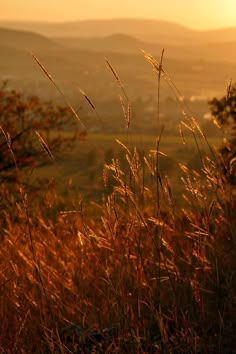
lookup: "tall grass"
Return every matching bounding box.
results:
[0,54,235,353]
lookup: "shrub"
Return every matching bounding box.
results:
[209,82,236,184]
[0,81,80,185]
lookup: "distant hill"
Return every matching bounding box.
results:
[193,41,236,63]
[55,33,144,52]
[2,18,236,45]
[0,19,196,43]
[0,27,60,51]
[0,28,68,82]
[54,33,165,57]
[0,23,235,104]
[55,33,236,63]
[199,27,236,43]
[1,19,236,48]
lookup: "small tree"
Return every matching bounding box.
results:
[209,82,236,183]
[0,82,85,185]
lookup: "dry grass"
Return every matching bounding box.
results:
[0,55,236,353]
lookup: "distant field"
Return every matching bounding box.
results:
[49,131,221,154]
[31,132,222,213]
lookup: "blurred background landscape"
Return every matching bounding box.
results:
[1,18,236,130]
[1,15,235,203]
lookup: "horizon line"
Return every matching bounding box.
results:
[0,17,235,32]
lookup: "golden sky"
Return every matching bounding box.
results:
[1,0,235,30]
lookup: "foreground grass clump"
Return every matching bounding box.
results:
[0,55,235,352]
[0,135,235,353]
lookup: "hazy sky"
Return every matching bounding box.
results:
[1,0,235,30]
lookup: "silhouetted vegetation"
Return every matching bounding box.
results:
[0,82,80,185]
[209,82,236,184]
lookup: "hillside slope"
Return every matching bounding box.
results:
[2,19,236,44]
[0,27,60,51]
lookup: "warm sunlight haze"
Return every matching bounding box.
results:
[0,0,236,352]
[1,0,236,29]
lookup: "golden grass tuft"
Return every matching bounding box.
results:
[0,54,236,353]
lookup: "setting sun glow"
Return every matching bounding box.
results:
[1,0,236,30]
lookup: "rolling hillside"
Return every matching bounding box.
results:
[1,19,236,44]
[0,23,235,108]
[0,28,68,83]
[55,33,236,63]
[0,19,197,43]
[0,27,60,51]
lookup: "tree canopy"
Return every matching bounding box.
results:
[209,82,236,184]
[0,82,84,185]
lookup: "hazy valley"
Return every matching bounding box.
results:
[0,19,235,136]
[1,16,236,353]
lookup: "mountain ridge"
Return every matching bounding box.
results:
[0,20,235,101]
[1,25,236,65]
[0,27,60,51]
[54,33,236,63]
[1,18,236,44]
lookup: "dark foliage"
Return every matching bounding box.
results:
[0,82,84,184]
[209,82,236,183]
